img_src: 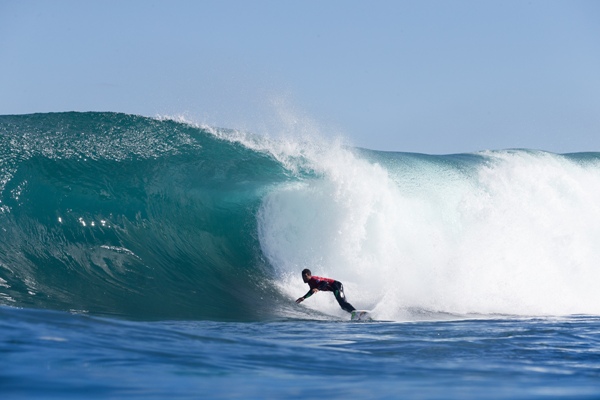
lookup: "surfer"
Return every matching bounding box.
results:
[295,269,356,313]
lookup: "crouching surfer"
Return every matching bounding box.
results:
[295,269,356,313]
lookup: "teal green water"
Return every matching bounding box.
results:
[0,112,291,320]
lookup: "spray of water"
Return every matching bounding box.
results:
[255,142,600,320]
[174,109,600,321]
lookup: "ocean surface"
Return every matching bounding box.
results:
[1,112,599,398]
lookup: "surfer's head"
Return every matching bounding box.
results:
[301,269,311,283]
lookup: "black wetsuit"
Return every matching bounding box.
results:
[304,276,356,313]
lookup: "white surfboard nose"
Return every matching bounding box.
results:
[351,310,372,321]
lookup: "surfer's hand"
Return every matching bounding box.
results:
[295,297,304,303]
[311,288,319,294]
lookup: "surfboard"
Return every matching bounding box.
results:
[350,310,372,321]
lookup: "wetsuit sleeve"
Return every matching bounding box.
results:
[304,279,328,299]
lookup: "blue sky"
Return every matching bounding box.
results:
[1,0,599,154]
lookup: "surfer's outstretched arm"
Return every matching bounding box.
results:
[296,288,318,303]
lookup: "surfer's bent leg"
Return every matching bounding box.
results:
[333,281,356,313]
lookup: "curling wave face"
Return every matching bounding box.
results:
[1,112,600,321]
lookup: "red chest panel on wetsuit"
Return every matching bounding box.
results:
[308,276,335,291]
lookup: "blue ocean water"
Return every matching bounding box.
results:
[2,307,599,399]
[1,112,600,398]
